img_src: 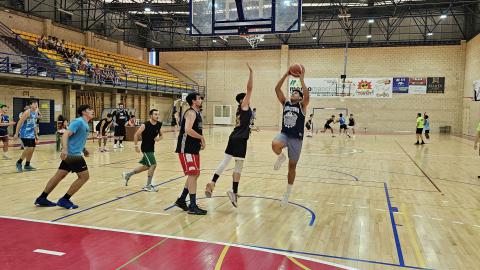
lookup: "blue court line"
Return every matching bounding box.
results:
[384,182,405,266]
[243,244,433,270]
[164,195,316,226]
[51,175,186,222]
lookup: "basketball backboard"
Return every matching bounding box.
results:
[189,0,302,36]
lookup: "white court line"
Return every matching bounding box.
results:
[33,249,65,256]
[343,204,352,207]
[413,215,423,218]
[357,206,368,209]
[473,225,480,228]
[452,221,464,225]
[375,208,386,212]
[431,218,443,221]
[116,208,170,216]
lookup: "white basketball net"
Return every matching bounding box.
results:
[242,34,264,48]
[219,36,229,42]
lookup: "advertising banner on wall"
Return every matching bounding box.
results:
[427,77,445,93]
[348,78,393,98]
[408,77,427,94]
[392,77,409,93]
[289,78,392,99]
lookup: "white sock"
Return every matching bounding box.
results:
[286,184,293,195]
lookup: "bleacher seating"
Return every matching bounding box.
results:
[12,29,189,89]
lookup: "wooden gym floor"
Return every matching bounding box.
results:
[0,126,479,270]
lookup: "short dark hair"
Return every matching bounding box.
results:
[425,115,429,119]
[236,93,246,104]
[77,104,92,116]
[28,100,37,105]
[149,109,158,115]
[106,113,112,118]
[186,92,201,106]
[339,113,343,117]
[417,113,422,117]
[310,114,314,117]
[292,89,303,98]
[0,104,7,109]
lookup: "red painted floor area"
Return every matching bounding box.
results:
[0,217,352,270]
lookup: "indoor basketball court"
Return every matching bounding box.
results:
[0,1,479,270]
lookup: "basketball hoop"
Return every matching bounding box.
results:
[241,34,264,49]
[219,36,229,42]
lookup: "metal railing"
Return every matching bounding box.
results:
[0,51,204,94]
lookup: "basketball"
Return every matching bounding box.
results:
[289,64,304,77]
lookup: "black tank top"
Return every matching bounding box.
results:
[176,108,203,154]
[281,100,305,140]
[348,118,355,126]
[326,119,334,125]
[113,109,128,125]
[141,121,162,152]
[230,106,252,140]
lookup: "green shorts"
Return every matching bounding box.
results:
[139,152,156,167]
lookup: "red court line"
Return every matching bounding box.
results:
[0,217,354,270]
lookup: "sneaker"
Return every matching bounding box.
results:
[57,197,78,209]
[421,141,425,145]
[119,144,124,148]
[16,162,23,173]
[3,155,11,160]
[174,198,189,211]
[205,182,215,198]
[24,165,37,171]
[34,197,57,207]
[281,192,289,206]
[226,190,238,208]
[415,142,420,145]
[273,153,286,170]
[142,185,158,192]
[122,172,131,186]
[103,147,108,152]
[99,148,104,152]
[188,204,207,215]
[113,144,118,149]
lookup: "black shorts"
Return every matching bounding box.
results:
[114,125,126,136]
[225,137,248,159]
[416,128,423,134]
[340,124,347,130]
[59,156,88,173]
[425,130,430,134]
[21,138,36,148]
[324,124,332,130]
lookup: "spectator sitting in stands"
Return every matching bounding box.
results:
[120,64,131,77]
[79,58,87,71]
[36,35,46,49]
[78,48,87,59]
[111,65,120,85]
[58,39,66,54]
[47,36,55,50]
[94,64,103,83]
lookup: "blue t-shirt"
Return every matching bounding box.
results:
[339,117,346,125]
[67,117,90,156]
[424,119,430,130]
[0,114,9,136]
[19,110,37,139]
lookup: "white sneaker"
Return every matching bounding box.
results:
[281,192,289,206]
[142,185,158,192]
[122,172,131,186]
[119,144,124,148]
[226,190,238,208]
[273,153,286,170]
[113,144,118,149]
[3,155,11,160]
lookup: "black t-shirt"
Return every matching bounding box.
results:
[113,109,129,126]
[348,118,355,126]
[326,119,334,126]
[176,108,203,154]
[141,121,162,152]
[230,106,252,140]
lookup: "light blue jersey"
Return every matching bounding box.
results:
[67,117,90,156]
[19,110,37,139]
[424,119,430,131]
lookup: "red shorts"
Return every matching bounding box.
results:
[0,136,8,143]
[178,153,200,175]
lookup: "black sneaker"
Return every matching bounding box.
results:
[421,141,425,145]
[174,198,189,211]
[188,204,207,215]
[415,142,420,145]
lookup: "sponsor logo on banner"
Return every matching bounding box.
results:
[393,77,409,93]
[408,77,427,94]
[427,77,445,93]
[288,78,392,98]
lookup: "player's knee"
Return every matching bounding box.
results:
[233,159,244,174]
[288,161,297,170]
